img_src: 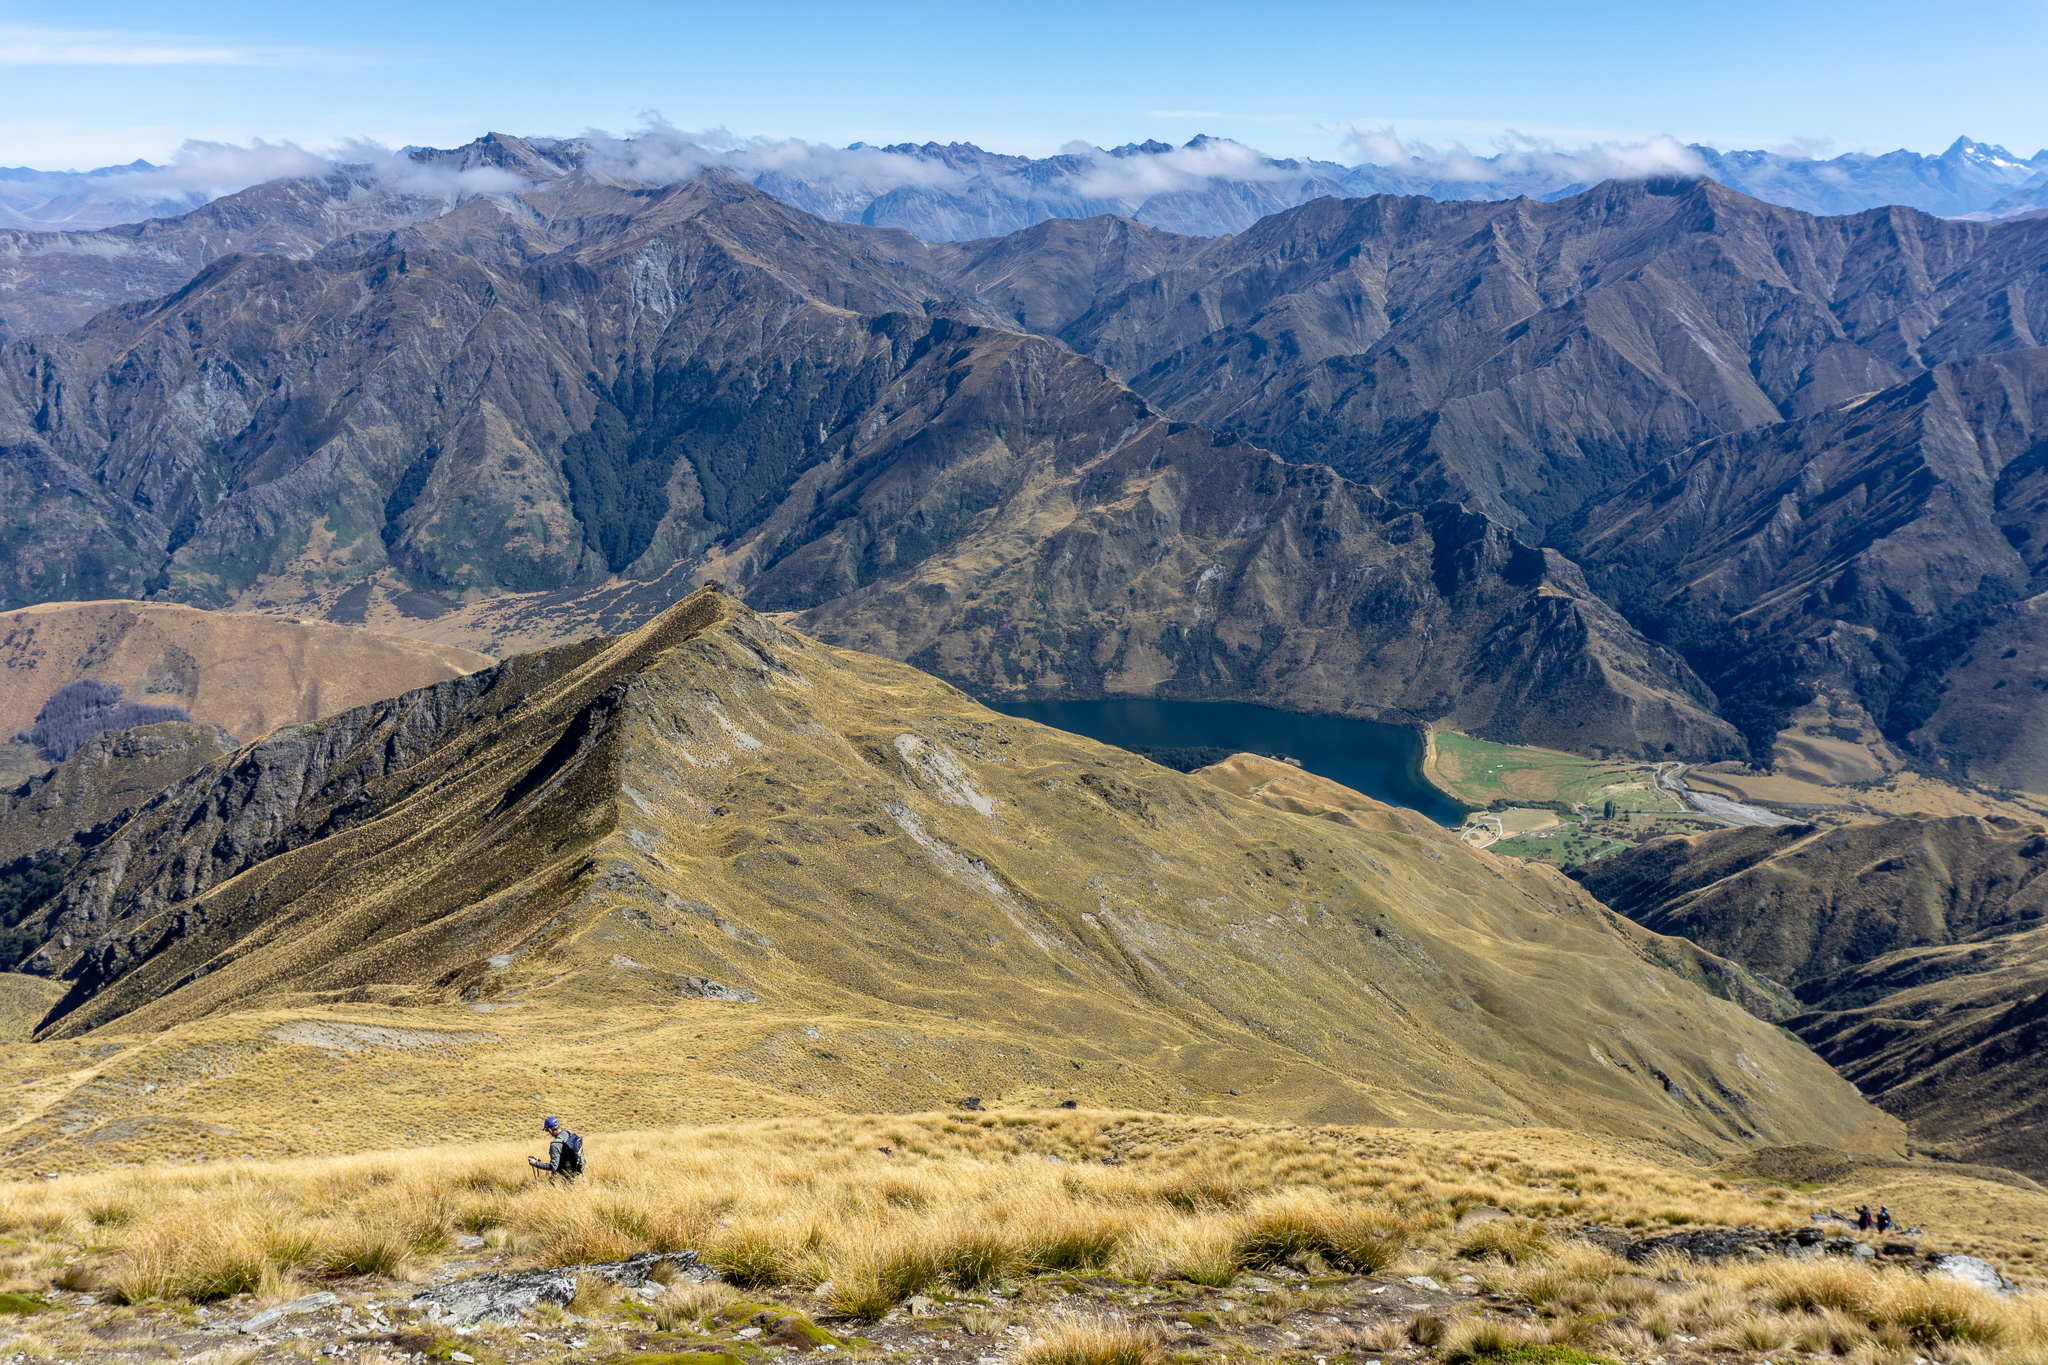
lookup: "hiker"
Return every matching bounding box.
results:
[1857,1204,1873,1231]
[527,1116,585,1181]
[1876,1206,1892,1233]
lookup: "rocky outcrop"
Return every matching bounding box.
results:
[410,1251,704,1326]
[0,720,234,868]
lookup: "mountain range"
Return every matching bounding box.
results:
[5,142,2048,777]
[9,131,2047,238]
[2,123,2046,1185]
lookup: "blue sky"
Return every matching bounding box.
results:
[3,0,2044,170]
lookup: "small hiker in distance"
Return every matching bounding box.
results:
[1876,1205,1893,1233]
[1856,1204,1873,1231]
[528,1116,584,1181]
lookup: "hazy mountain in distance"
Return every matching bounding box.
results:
[7,129,2043,243]
[0,160,206,231]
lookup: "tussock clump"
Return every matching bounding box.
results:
[1015,1315,1166,1365]
[114,1219,279,1303]
[933,1222,1018,1288]
[1748,1257,1878,1315]
[317,1222,410,1279]
[1409,1311,1448,1347]
[1156,1219,1242,1287]
[708,1220,799,1289]
[1235,1201,1329,1268]
[651,1279,734,1332]
[1232,1196,1401,1274]
[1460,1217,1552,1264]
[85,1202,135,1230]
[1024,1208,1123,1272]
[1152,1171,1246,1213]
[1713,1313,1791,1353]
[1881,1276,2008,1347]
[1444,1318,1533,1363]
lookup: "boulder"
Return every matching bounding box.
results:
[240,1291,339,1334]
[1932,1255,2017,1295]
[410,1250,702,1325]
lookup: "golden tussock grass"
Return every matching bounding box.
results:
[1015,1314,1167,1365]
[0,1109,2037,1363]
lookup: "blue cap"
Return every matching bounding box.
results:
[544,1116,560,1130]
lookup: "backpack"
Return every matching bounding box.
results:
[561,1129,585,1176]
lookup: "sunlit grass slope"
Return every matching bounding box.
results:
[0,1112,2039,1363]
[3,588,1893,1169]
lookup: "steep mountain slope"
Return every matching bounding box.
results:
[1572,816,2048,1173]
[930,182,2048,537]
[0,601,493,757]
[708,319,1729,754]
[1792,925,2048,1176]
[0,175,1728,756]
[1904,591,2048,792]
[0,168,469,342]
[0,720,235,966]
[10,586,1889,1162]
[0,721,234,868]
[1574,351,2048,764]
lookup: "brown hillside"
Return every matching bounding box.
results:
[1572,817,2048,1175]
[0,600,495,753]
[1,587,1891,1169]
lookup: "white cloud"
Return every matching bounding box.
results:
[579,125,975,198]
[1066,138,1296,200]
[1339,126,1705,183]
[5,137,529,229]
[0,23,317,66]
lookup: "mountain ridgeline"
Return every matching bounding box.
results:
[2,145,2047,772]
[5,585,1891,1161]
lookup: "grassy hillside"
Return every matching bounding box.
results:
[0,588,1893,1173]
[1571,817,2048,1176]
[0,1111,2038,1365]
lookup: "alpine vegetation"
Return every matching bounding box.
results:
[12,679,192,763]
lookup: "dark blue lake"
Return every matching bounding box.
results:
[985,698,1467,827]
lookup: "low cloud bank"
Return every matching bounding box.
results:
[1341,128,1708,185]
[16,125,2037,237]
[17,124,1722,230]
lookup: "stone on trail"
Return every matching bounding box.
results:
[410,1250,703,1325]
[240,1291,339,1334]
